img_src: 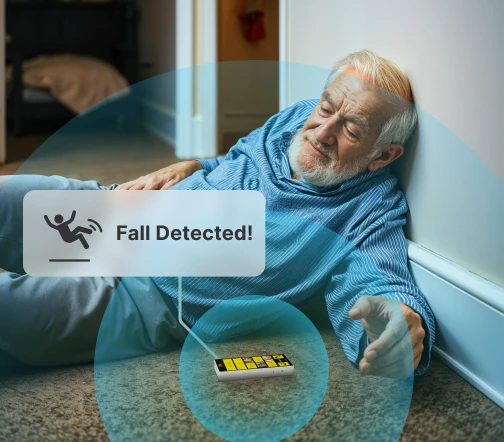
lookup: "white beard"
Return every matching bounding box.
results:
[287,131,374,188]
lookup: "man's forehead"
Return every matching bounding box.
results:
[324,71,395,121]
[327,71,379,100]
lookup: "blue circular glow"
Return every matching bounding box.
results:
[178,295,329,442]
[6,60,477,440]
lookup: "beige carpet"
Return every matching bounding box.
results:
[1,310,503,442]
[1,131,179,186]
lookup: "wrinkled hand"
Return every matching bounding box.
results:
[115,160,203,190]
[349,296,425,378]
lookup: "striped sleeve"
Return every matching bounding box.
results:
[197,156,226,173]
[325,204,436,376]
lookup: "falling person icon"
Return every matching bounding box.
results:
[44,210,93,249]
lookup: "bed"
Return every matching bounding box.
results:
[6,0,139,136]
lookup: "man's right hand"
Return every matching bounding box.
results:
[115,160,203,190]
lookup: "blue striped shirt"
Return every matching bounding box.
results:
[153,99,435,375]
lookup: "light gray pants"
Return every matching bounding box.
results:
[0,175,186,367]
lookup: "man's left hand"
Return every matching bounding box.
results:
[348,296,425,378]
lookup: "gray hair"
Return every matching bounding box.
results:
[325,50,418,156]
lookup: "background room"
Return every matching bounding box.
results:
[1,0,279,184]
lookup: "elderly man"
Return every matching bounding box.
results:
[0,50,434,377]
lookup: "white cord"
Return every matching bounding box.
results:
[178,276,219,359]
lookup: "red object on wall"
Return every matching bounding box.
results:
[238,0,266,42]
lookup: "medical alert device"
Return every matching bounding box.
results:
[214,354,294,381]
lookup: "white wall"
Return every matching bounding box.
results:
[281,0,504,289]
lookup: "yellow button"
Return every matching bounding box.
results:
[278,362,290,367]
[266,360,278,367]
[223,359,236,371]
[272,354,284,359]
[246,362,257,369]
[253,356,263,363]
[233,358,247,370]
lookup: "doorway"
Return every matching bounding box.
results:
[175,0,280,159]
[217,0,280,154]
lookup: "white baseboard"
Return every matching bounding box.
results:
[407,240,504,408]
[143,123,175,148]
[140,99,176,119]
[432,347,504,408]
[139,99,176,148]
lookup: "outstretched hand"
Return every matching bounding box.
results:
[349,295,425,378]
[115,160,203,190]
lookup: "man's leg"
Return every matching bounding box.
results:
[0,274,185,366]
[0,273,118,365]
[0,175,186,366]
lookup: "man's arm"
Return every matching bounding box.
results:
[197,156,226,174]
[325,215,435,377]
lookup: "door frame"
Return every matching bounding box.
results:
[175,0,217,160]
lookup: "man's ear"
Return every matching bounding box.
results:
[367,144,404,171]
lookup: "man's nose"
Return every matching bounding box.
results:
[314,119,337,146]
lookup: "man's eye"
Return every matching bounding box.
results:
[319,104,331,114]
[344,124,358,139]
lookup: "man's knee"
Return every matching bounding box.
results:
[0,273,119,366]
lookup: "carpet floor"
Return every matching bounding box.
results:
[1,322,503,441]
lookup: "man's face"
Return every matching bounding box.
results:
[289,70,398,187]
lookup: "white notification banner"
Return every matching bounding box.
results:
[23,190,265,277]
